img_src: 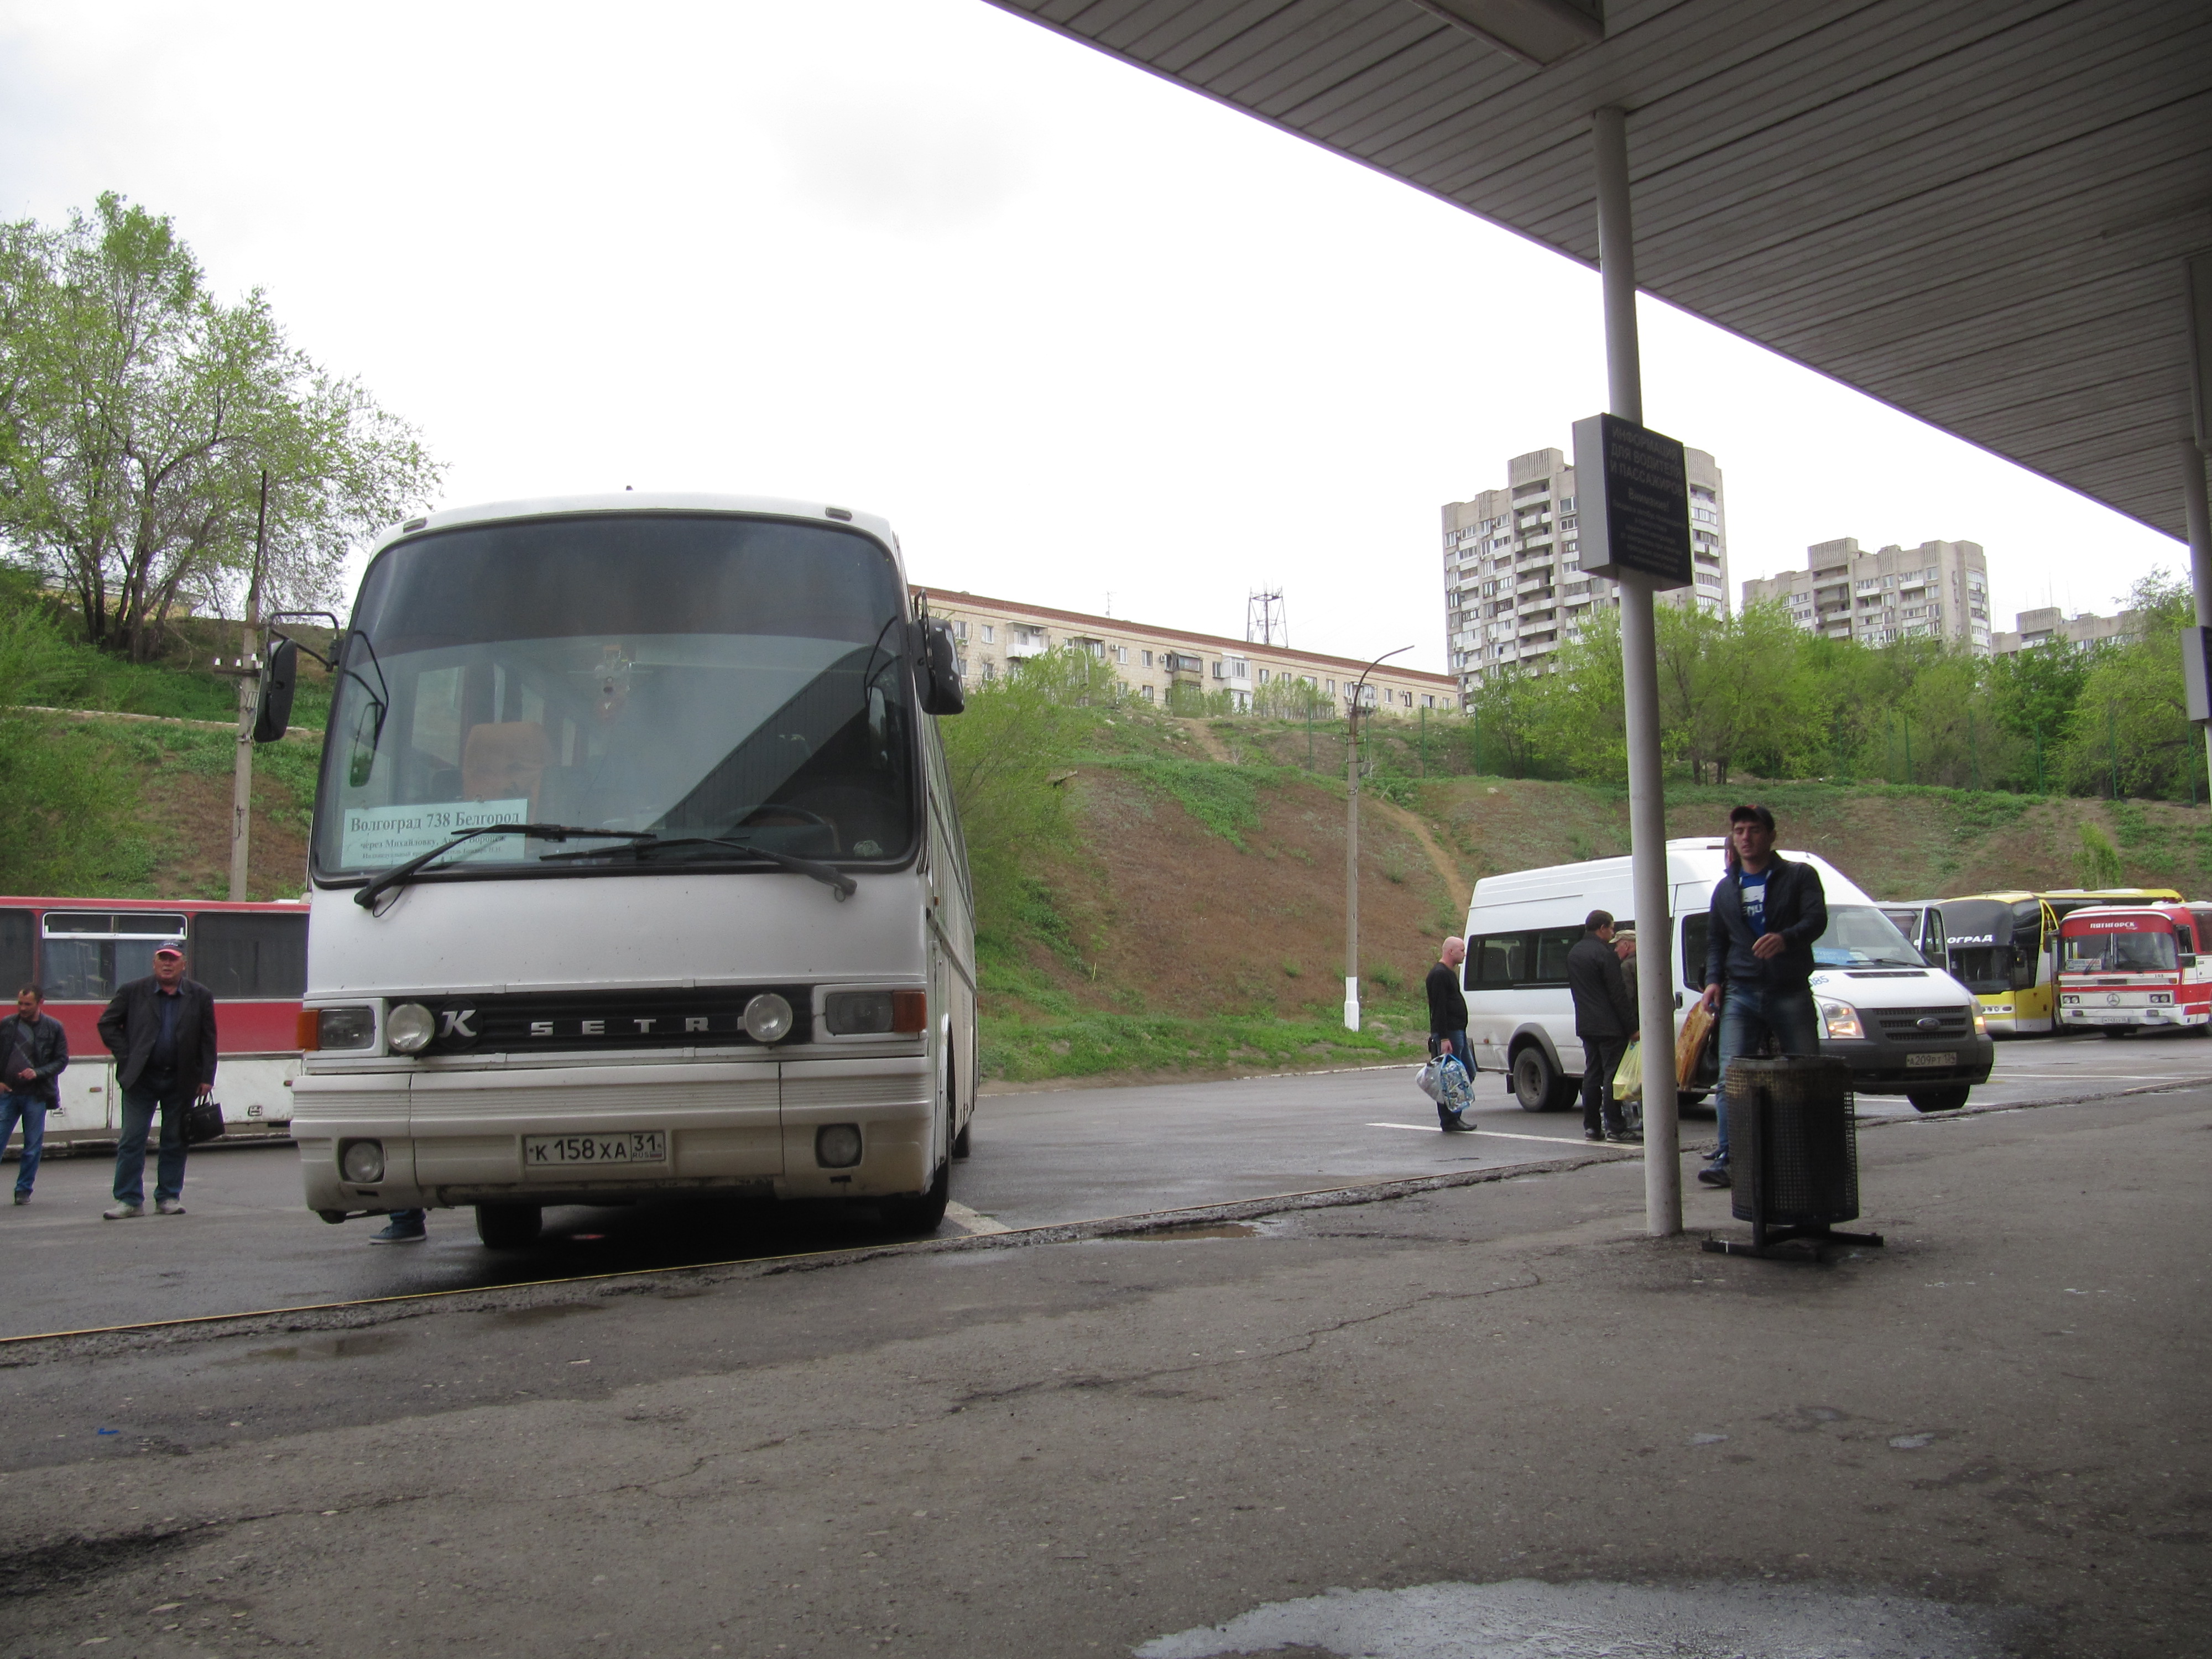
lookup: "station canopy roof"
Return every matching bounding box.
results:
[987,0,2212,540]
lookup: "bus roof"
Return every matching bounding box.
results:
[366,493,900,564]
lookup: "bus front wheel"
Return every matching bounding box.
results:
[476,1202,542,1249]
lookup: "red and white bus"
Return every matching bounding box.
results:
[0,897,309,1144]
[2054,902,2212,1036]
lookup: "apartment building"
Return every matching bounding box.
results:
[1441,444,1729,702]
[1742,538,1992,655]
[916,590,1457,714]
[1990,605,2140,656]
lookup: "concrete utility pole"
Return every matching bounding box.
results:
[227,472,270,902]
[1594,105,1682,1239]
[1344,646,1412,1032]
[2183,255,2212,785]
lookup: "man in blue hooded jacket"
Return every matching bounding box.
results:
[1695,804,1827,1188]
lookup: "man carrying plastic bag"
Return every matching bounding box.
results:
[1422,936,1477,1133]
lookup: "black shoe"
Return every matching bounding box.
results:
[1697,1164,1731,1188]
[1605,1127,1641,1143]
[1584,1130,1606,1142]
[1440,1116,1475,1133]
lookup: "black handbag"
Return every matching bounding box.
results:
[184,1097,226,1145]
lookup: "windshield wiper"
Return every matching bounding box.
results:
[354,824,655,910]
[538,834,857,900]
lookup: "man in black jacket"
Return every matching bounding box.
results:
[1696,803,1828,1188]
[97,942,217,1219]
[1424,936,1474,1132]
[1566,910,1639,1142]
[0,985,69,1204]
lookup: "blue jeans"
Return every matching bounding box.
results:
[114,1076,192,1206]
[0,1093,47,1194]
[1712,983,1822,1166]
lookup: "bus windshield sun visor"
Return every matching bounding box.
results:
[354,824,655,910]
[312,513,919,888]
[538,834,856,899]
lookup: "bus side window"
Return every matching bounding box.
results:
[1474,934,1527,987]
[0,909,30,995]
[1680,913,1709,992]
[192,914,309,1000]
[1532,928,1580,985]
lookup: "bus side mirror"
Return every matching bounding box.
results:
[252,638,299,743]
[915,618,964,716]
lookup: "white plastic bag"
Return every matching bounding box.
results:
[1437,1052,1473,1115]
[1415,1058,1447,1103]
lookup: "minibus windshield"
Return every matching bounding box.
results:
[2060,928,2176,974]
[312,514,917,882]
[1812,905,1927,969]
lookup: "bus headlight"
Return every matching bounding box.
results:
[1818,997,1864,1040]
[386,1003,435,1054]
[743,992,794,1044]
[815,1124,863,1168]
[340,1140,385,1183]
[313,1006,375,1051]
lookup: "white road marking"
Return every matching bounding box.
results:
[1366,1123,1593,1146]
[943,1201,1011,1236]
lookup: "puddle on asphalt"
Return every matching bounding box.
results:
[1118,1223,1264,1243]
[482,1302,605,1328]
[224,1332,406,1364]
[1136,1578,2012,1658]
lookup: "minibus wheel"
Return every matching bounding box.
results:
[1906,1086,1970,1113]
[476,1202,542,1248]
[1510,1044,1571,1113]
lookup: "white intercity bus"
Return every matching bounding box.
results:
[257,495,976,1246]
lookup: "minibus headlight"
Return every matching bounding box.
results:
[387,1003,435,1054]
[1818,997,1864,1040]
[314,1006,375,1052]
[823,990,894,1035]
[816,1124,863,1168]
[1971,1005,1988,1035]
[340,1140,385,1183]
[743,992,794,1044]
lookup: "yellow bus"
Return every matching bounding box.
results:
[1940,889,2180,1035]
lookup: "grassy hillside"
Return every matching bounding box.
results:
[19,656,2212,1082]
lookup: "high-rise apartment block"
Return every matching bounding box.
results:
[1741,538,1992,655]
[1441,445,1729,702]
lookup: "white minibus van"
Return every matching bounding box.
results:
[260,494,976,1246]
[1461,838,1992,1115]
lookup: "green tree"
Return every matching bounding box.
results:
[2054,572,2192,799]
[0,194,439,659]
[1655,599,1825,785]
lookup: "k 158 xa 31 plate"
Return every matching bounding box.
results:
[523,1131,669,1169]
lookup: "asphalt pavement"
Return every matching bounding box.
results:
[1,1028,2204,1340]
[0,1064,2200,1657]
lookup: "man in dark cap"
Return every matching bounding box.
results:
[98,941,217,1218]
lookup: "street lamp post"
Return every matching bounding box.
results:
[1344,646,1412,1031]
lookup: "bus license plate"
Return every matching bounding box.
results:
[524,1131,668,1168]
[1905,1052,1957,1068]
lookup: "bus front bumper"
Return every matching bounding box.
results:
[294,1053,935,1213]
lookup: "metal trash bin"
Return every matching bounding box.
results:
[1703,1055,1885,1262]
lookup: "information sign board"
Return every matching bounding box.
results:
[1572,413,1693,589]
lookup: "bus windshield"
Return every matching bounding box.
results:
[1812,905,1927,969]
[312,513,917,882]
[2060,928,2177,974]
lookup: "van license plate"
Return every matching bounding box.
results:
[1905,1052,1957,1069]
[524,1131,667,1168]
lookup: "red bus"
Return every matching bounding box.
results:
[0,897,309,1144]
[2054,902,2212,1036]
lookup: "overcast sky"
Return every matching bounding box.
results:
[0,0,2183,674]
